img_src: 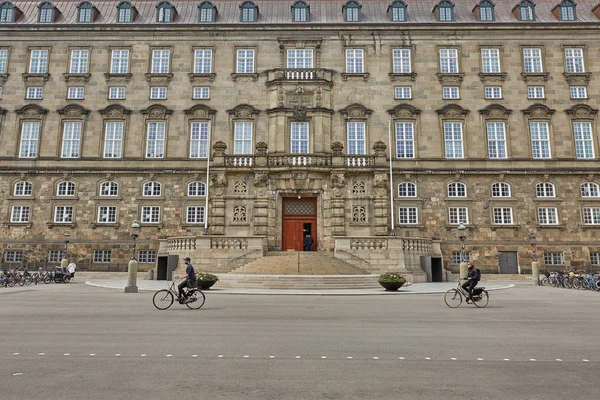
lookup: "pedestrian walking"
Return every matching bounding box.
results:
[303,234,314,251]
[67,260,77,280]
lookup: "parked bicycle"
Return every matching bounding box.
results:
[152,281,206,310]
[444,279,489,308]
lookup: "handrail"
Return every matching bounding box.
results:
[335,249,371,272]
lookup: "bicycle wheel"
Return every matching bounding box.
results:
[185,289,206,310]
[444,289,462,308]
[18,277,25,286]
[473,290,489,308]
[153,290,174,310]
[540,277,549,286]
[572,277,581,289]
[7,276,16,287]
[43,275,52,284]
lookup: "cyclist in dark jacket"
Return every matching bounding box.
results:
[462,261,480,304]
[178,257,196,303]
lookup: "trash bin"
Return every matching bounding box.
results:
[148,269,154,280]
[446,270,453,282]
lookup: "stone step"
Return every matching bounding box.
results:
[231,252,367,275]
[215,274,381,289]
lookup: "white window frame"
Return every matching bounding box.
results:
[54,206,74,223]
[287,49,313,69]
[530,122,551,159]
[103,122,124,158]
[29,49,49,74]
[394,86,412,99]
[14,181,33,196]
[570,86,587,99]
[61,122,82,158]
[523,48,543,73]
[442,86,459,99]
[67,87,84,99]
[190,121,210,158]
[150,87,167,100]
[47,250,65,263]
[236,49,255,74]
[583,207,600,225]
[444,122,463,159]
[56,181,75,197]
[544,252,564,266]
[591,252,600,266]
[100,181,119,196]
[141,206,161,224]
[186,206,206,224]
[581,183,600,198]
[493,207,513,225]
[151,49,170,74]
[108,87,126,100]
[449,207,469,225]
[448,182,467,198]
[484,86,502,99]
[481,48,500,73]
[10,205,30,223]
[143,181,162,197]
[345,49,364,74]
[395,122,414,158]
[439,49,458,73]
[146,122,166,158]
[194,49,212,74]
[0,49,7,74]
[193,87,210,99]
[69,49,89,74]
[26,87,43,99]
[573,122,595,159]
[527,86,545,99]
[97,206,117,224]
[398,182,416,197]
[398,207,418,225]
[564,48,584,73]
[4,250,24,263]
[392,48,411,73]
[347,122,366,155]
[536,182,556,198]
[92,250,111,264]
[138,250,156,264]
[110,49,130,74]
[538,207,559,225]
[19,122,40,158]
[233,122,253,154]
[290,122,309,154]
[491,182,511,198]
[188,182,206,197]
[487,122,507,159]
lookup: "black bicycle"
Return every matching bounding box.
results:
[444,279,489,308]
[152,281,206,310]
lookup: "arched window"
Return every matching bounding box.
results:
[0,2,16,23]
[156,1,173,22]
[188,182,206,197]
[291,0,309,22]
[100,181,119,196]
[117,1,133,22]
[536,182,555,198]
[447,182,467,197]
[13,181,33,196]
[559,0,575,21]
[77,2,93,22]
[437,0,454,21]
[388,0,406,22]
[491,182,511,197]
[478,0,494,21]
[398,182,416,197]
[240,1,257,22]
[580,182,600,198]
[57,181,76,197]
[343,0,361,22]
[143,181,162,196]
[198,1,216,22]
[38,2,54,23]
[517,0,535,21]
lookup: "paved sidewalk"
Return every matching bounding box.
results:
[85,279,516,295]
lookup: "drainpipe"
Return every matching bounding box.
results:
[388,119,396,236]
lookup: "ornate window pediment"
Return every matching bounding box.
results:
[184,104,217,119]
[141,104,173,119]
[387,104,421,119]
[57,104,90,118]
[436,104,469,118]
[227,104,260,119]
[99,104,131,118]
[479,104,512,119]
[565,104,598,119]
[522,103,555,119]
[340,103,372,120]
[16,104,48,118]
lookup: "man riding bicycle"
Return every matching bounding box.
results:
[462,261,480,304]
[178,257,196,304]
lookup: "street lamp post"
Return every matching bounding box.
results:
[125,220,141,293]
[529,232,540,286]
[457,223,468,279]
[61,231,71,268]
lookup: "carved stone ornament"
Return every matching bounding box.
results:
[293,107,307,121]
[331,173,347,198]
[210,172,228,197]
[141,105,173,120]
[287,94,313,108]
[57,104,90,118]
[387,104,421,119]
[16,104,48,118]
[565,104,598,119]
[339,104,373,120]
[436,104,470,118]
[255,141,268,154]
[331,141,344,154]
[372,141,387,156]
[253,172,269,197]
[227,104,260,119]
[213,141,227,155]
[372,174,389,198]
[184,104,217,118]
[99,105,131,118]
[293,171,308,190]
[522,104,556,119]
[479,104,512,119]
[277,86,284,107]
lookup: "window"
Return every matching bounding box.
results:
[444,122,463,159]
[100,181,119,196]
[57,181,75,196]
[143,181,162,197]
[69,49,89,74]
[481,48,500,73]
[141,206,161,223]
[583,208,600,225]
[146,122,165,158]
[38,2,54,23]
[0,49,7,73]
[449,207,468,224]
[487,122,507,159]
[92,250,111,264]
[240,1,257,22]
[234,122,253,154]
[117,2,132,22]
[484,86,502,99]
[438,0,453,21]
[451,251,472,264]
[19,122,40,158]
[47,250,65,263]
[564,48,584,73]
[97,206,117,223]
[544,252,565,266]
[292,1,309,22]
[157,1,173,22]
[186,206,205,224]
[110,49,129,74]
[193,87,210,99]
[194,49,212,74]
[138,250,156,264]
[190,121,209,158]
[538,207,558,225]
[523,48,542,73]
[344,1,361,22]
[395,87,412,99]
[104,122,124,158]
[491,182,511,198]
[573,122,594,159]
[493,207,513,224]
[287,49,313,69]
[188,182,206,197]
[530,122,551,159]
[442,86,459,99]
[347,122,366,155]
[78,2,93,22]
[291,122,309,154]
[536,182,556,198]
[67,87,84,99]
[61,122,82,158]
[527,86,545,99]
[11,205,30,223]
[29,49,48,73]
[109,87,125,100]
[398,182,416,197]
[54,206,74,223]
[448,182,467,198]
[591,252,600,266]
[151,49,170,74]
[236,49,255,73]
[345,49,364,73]
[26,87,43,99]
[581,183,600,198]
[395,122,414,158]
[4,250,23,263]
[398,207,418,224]
[14,181,33,196]
[390,1,406,22]
[392,48,411,73]
[1,2,15,22]
[560,0,575,21]
[570,86,587,99]
[518,0,535,21]
[439,49,458,73]
[150,87,167,100]
[198,1,215,22]
[478,0,494,21]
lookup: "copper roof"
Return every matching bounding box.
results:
[1,1,599,25]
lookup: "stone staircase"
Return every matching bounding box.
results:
[216,274,381,289]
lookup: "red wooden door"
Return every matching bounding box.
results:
[282,198,317,251]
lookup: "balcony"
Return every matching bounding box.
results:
[222,154,378,169]
[266,68,333,84]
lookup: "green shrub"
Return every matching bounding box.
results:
[378,273,406,283]
[197,273,219,282]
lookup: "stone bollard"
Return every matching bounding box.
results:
[459,262,468,282]
[60,258,68,268]
[125,258,138,293]
[531,261,540,286]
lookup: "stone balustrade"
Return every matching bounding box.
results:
[346,156,374,167]
[225,156,254,167]
[267,68,334,82]
[349,238,388,251]
[268,155,332,167]
[402,238,433,253]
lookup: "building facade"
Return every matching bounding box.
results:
[1,0,600,273]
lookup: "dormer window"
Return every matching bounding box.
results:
[517,0,535,21]
[291,1,309,22]
[77,2,93,22]
[437,0,454,21]
[117,1,133,22]
[0,2,16,22]
[157,1,174,22]
[343,1,361,22]
[38,2,55,23]
[477,0,494,21]
[559,0,575,20]
[388,0,406,22]
[240,1,257,22]
[198,1,216,22]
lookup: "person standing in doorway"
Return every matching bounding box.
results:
[67,260,77,280]
[303,233,314,251]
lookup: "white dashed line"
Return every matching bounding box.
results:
[295,356,301,359]
[12,373,23,376]
[425,357,431,360]
[192,355,198,358]
[556,359,562,362]
[347,357,353,359]
[166,354,172,357]
[141,354,146,357]
[115,354,121,357]
[530,359,536,361]
[269,356,275,359]
[89,354,96,357]
[12,353,19,356]
[373,357,379,360]
[218,355,224,358]
[321,356,327,359]
[64,353,70,356]
[477,358,484,361]
[399,357,405,360]
[451,358,457,361]
[504,358,510,361]
[38,353,45,356]
[583,359,589,362]
[244,355,249,358]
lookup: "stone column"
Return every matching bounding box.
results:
[531,261,540,286]
[125,258,138,293]
[329,171,347,236]
[459,262,468,280]
[372,173,390,236]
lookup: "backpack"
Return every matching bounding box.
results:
[475,268,481,281]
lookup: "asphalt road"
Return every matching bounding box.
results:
[1,282,598,400]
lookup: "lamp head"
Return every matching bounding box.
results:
[64,231,71,244]
[457,222,466,231]
[528,232,536,245]
[131,220,141,239]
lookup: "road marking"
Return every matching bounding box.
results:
[530,359,536,361]
[115,354,121,357]
[556,359,562,362]
[89,354,96,357]
[12,373,23,376]
[451,358,457,361]
[269,356,275,359]
[141,354,146,357]
[244,355,249,358]
[373,357,379,360]
[166,354,172,357]
[192,355,198,358]
[295,356,301,359]
[399,357,405,360]
[347,357,353,359]
[218,355,224,358]
[38,353,45,356]
[504,359,510,361]
[12,353,19,356]
[583,359,589,362]
[477,358,484,361]
[321,356,327,359]
[425,357,431,360]
[64,353,70,356]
